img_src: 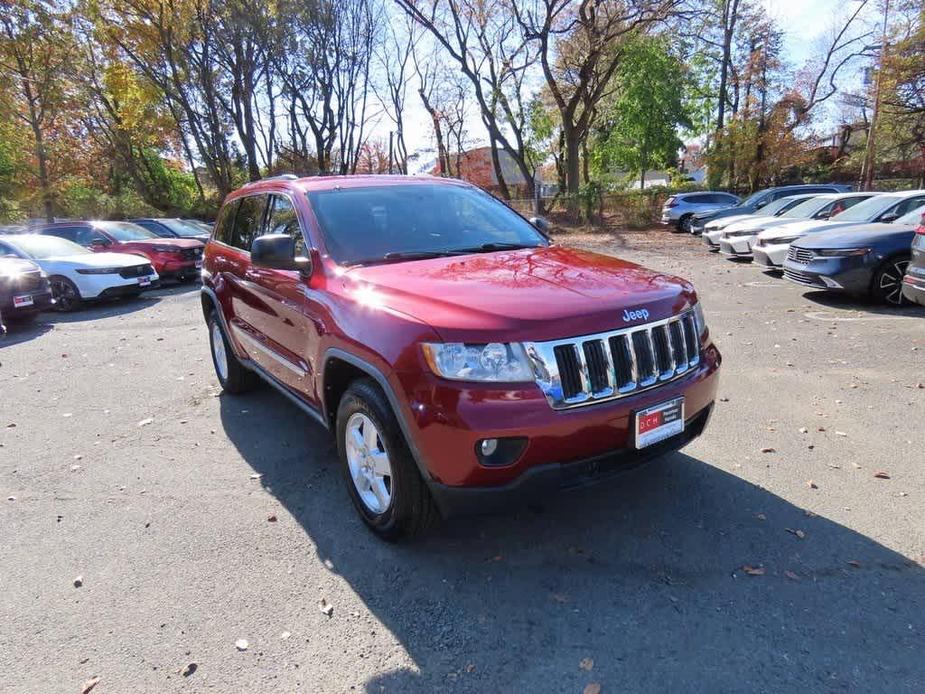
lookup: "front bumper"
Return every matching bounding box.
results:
[430,405,714,516]
[156,259,201,279]
[782,255,873,294]
[755,243,789,267]
[1,288,53,315]
[719,237,754,257]
[75,272,160,299]
[398,343,721,515]
[902,274,925,305]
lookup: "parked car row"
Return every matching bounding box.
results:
[678,187,925,306]
[0,218,212,320]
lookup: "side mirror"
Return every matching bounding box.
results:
[251,234,311,274]
[90,238,110,248]
[529,216,549,234]
[878,212,899,223]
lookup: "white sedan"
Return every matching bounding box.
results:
[702,195,817,250]
[754,190,925,269]
[718,192,878,258]
[0,234,159,311]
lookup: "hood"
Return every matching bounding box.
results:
[722,215,783,233]
[0,256,40,277]
[121,238,203,250]
[758,218,856,240]
[795,223,916,249]
[44,252,152,268]
[338,246,696,343]
[705,213,753,230]
[697,206,751,222]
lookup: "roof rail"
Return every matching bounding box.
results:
[242,173,299,188]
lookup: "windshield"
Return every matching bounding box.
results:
[96,221,158,241]
[308,184,547,265]
[830,195,897,222]
[738,191,771,208]
[759,196,807,216]
[897,207,925,225]
[7,235,91,259]
[158,219,206,237]
[780,197,832,219]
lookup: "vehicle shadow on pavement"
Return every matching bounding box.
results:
[0,319,53,346]
[219,391,925,693]
[799,290,925,317]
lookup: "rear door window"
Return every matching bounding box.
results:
[76,227,110,246]
[230,195,268,252]
[891,196,925,218]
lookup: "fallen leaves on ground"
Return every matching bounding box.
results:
[73,575,83,588]
[807,480,818,489]
[785,528,806,539]
[761,447,776,454]
[80,677,101,694]
[319,598,334,617]
[742,565,766,576]
[267,514,277,522]
[847,560,861,568]
[873,471,891,479]
[583,684,602,694]
[784,570,800,581]
[579,658,594,671]
[235,639,248,651]
[137,417,153,427]
[182,662,197,677]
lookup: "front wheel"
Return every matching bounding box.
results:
[677,214,693,233]
[871,256,910,306]
[207,310,259,394]
[49,276,82,312]
[336,379,437,541]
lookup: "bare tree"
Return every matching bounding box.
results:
[395,0,540,199]
[374,14,418,173]
[510,0,686,198]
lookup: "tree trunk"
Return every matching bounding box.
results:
[33,125,54,223]
[489,137,511,200]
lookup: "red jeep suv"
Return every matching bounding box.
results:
[202,175,721,539]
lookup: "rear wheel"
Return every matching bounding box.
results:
[678,214,693,233]
[871,256,910,306]
[336,378,437,541]
[207,310,259,393]
[49,276,82,312]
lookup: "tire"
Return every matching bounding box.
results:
[49,276,82,312]
[677,214,693,234]
[871,256,910,306]
[336,378,438,541]
[207,309,259,394]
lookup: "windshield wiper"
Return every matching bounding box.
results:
[449,242,539,254]
[344,250,463,266]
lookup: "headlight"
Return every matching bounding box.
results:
[76,267,121,274]
[422,342,534,382]
[813,248,871,257]
[726,229,759,238]
[693,302,708,342]
[770,236,800,245]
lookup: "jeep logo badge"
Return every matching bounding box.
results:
[623,308,650,323]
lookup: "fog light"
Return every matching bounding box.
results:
[479,439,498,456]
[475,437,527,467]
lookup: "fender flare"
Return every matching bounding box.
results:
[322,347,435,484]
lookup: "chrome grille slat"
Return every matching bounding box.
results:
[526,309,702,410]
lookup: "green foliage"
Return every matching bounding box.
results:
[590,36,692,188]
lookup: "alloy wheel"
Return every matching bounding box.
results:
[344,412,393,514]
[878,260,910,306]
[50,278,79,311]
[211,321,229,382]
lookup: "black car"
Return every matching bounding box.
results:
[0,256,53,331]
[901,214,925,306]
[691,183,853,234]
[782,207,924,305]
[130,218,211,243]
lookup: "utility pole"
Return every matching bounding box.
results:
[860,0,890,191]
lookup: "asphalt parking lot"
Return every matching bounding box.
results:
[2,231,923,693]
